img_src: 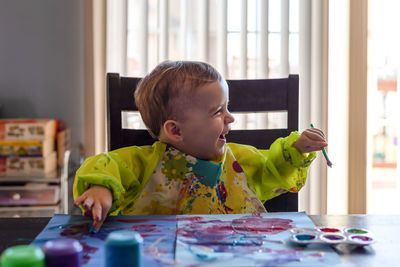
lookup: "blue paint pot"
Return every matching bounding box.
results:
[105,230,143,267]
[294,234,316,241]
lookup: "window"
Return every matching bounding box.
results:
[125,0,301,131]
[367,0,399,214]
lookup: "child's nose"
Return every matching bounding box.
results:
[225,111,235,124]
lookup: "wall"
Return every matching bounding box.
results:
[0,0,84,147]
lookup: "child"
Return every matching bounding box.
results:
[74,61,327,231]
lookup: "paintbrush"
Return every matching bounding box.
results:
[310,123,332,167]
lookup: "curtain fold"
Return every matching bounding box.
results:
[83,0,107,157]
[298,0,329,215]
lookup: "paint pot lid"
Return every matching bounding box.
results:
[1,245,44,267]
[42,238,83,256]
[105,230,143,246]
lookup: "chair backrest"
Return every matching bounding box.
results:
[107,73,299,212]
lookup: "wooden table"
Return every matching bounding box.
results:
[0,214,398,265]
[309,214,400,266]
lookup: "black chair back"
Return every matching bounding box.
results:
[107,73,299,212]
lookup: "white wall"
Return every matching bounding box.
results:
[0,0,84,147]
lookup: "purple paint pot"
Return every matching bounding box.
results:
[42,238,83,267]
[105,230,143,267]
[320,234,345,243]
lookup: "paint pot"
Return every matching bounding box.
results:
[350,235,374,244]
[345,228,369,234]
[42,238,83,267]
[0,245,44,267]
[105,230,143,267]
[289,227,376,246]
[318,227,341,233]
[320,234,346,243]
[293,233,316,242]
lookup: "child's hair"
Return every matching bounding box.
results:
[135,60,222,138]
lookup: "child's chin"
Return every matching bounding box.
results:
[214,147,225,159]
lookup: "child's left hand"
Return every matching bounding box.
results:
[294,128,327,154]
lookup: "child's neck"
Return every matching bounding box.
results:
[162,141,223,163]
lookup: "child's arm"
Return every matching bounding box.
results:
[228,128,327,203]
[73,151,138,232]
[263,128,327,196]
[73,142,165,231]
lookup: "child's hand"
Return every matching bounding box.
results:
[294,128,328,154]
[74,185,112,232]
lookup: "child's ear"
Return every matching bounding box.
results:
[163,120,183,142]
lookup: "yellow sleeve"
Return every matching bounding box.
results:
[73,142,166,214]
[228,131,316,203]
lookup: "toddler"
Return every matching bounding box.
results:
[74,61,327,231]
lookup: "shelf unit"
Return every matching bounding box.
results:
[0,147,84,217]
[0,172,61,217]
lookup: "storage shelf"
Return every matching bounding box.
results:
[0,170,60,184]
[0,177,60,183]
[0,171,61,217]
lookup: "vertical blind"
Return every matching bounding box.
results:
[126,0,305,80]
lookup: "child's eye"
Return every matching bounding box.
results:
[214,109,222,115]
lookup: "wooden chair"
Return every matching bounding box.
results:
[107,73,299,212]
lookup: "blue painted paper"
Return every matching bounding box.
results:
[31,212,341,266]
[31,214,177,266]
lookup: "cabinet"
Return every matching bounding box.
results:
[0,173,61,217]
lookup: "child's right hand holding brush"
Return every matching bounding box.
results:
[294,126,331,167]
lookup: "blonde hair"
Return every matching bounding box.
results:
[135,61,222,138]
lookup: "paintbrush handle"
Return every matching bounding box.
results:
[321,147,332,164]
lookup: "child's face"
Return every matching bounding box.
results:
[178,80,235,161]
